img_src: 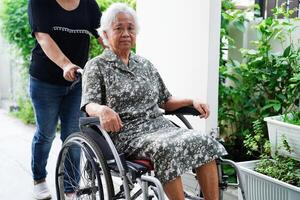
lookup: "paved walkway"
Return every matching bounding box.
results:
[0,109,61,200]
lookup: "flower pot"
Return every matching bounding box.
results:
[264,115,300,161]
[237,160,300,200]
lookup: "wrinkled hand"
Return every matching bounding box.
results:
[63,63,80,82]
[98,106,123,133]
[192,100,210,119]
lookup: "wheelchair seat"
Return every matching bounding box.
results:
[132,159,154,171]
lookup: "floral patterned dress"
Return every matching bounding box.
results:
[81,49,227,185]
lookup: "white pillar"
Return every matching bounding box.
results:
[136,0,221,133]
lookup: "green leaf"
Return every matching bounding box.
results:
[283,45,291,57]
[265,17,273,26]
[273,104,281,112]
[233,20,245,32]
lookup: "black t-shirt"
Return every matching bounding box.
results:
[28,0,101,86]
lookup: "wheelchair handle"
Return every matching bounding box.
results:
[70,68,83,90]
[76,68,83,75]
[165,105,202,116]
[79,116,100,128]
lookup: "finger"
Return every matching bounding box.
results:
[110,123,116,133]
[65,76,72,82]
[109,123,116,133]
[65,72,73,81]
[117,114,123,127]
[199,105,207,118]
[112,118,121,132]
[101,122,109,132]
[202,104,210,118]
[115,116,123,132]
[69,69,76,80]
[199,107,208,118]
[106,116,117,133]
[102,120,113,132]
[196,105,205,116]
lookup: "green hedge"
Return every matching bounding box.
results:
[0,0,34,67]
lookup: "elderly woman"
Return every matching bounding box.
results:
[81,3,227,200]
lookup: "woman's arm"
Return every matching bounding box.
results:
[34,32,80,81]
[85,103,123,133]
[161,97,193,111]
[162,97,210,118]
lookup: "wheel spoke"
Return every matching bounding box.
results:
[55,133,114,200]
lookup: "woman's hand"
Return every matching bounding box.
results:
[97,106,123,133]
[192,100,210,119]
[62,63,81,82]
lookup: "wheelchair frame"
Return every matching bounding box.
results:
[55,106,246,200]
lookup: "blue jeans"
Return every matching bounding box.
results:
[29,76,81,192]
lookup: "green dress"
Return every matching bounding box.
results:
[81,49,227,185]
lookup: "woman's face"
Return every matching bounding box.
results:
[105,13,136,54]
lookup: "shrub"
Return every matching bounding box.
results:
[0,0,34,67]
[0,0,34,124]
[11,97,35,124]
[219,2,300,159]
[219,0,253,160]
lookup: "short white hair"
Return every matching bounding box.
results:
[98,3,139,47]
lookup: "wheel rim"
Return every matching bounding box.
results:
[56,136,112,200]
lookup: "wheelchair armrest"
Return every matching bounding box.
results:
[165,106,201,116]
[79,116,100,127]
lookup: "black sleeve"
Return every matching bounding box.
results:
[28,0,52,36]
[88,0,101,38]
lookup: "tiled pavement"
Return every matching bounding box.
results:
[0,109,61,200]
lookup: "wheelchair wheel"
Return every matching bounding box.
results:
[55,132,114,200]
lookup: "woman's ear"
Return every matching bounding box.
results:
[103,31,109,40]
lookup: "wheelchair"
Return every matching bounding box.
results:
[55,106,246,200]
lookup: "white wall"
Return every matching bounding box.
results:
[136,0,221,133]
[0,35,13,106]
[229,19,300,62]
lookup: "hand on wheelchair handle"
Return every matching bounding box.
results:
[192,100,210,119]
[69,69,83,90]
[62,63,81,82]
[97,106,123,133]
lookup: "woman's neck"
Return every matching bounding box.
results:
[113,49,130,66]
[56,0,80,11]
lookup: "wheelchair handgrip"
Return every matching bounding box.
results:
[165,106,201,116]
[70,69,83,90]
[79,116,100,127]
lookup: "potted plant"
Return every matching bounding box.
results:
[264,112,300,161]
[258,4,300,161]
[238,136,300,200]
